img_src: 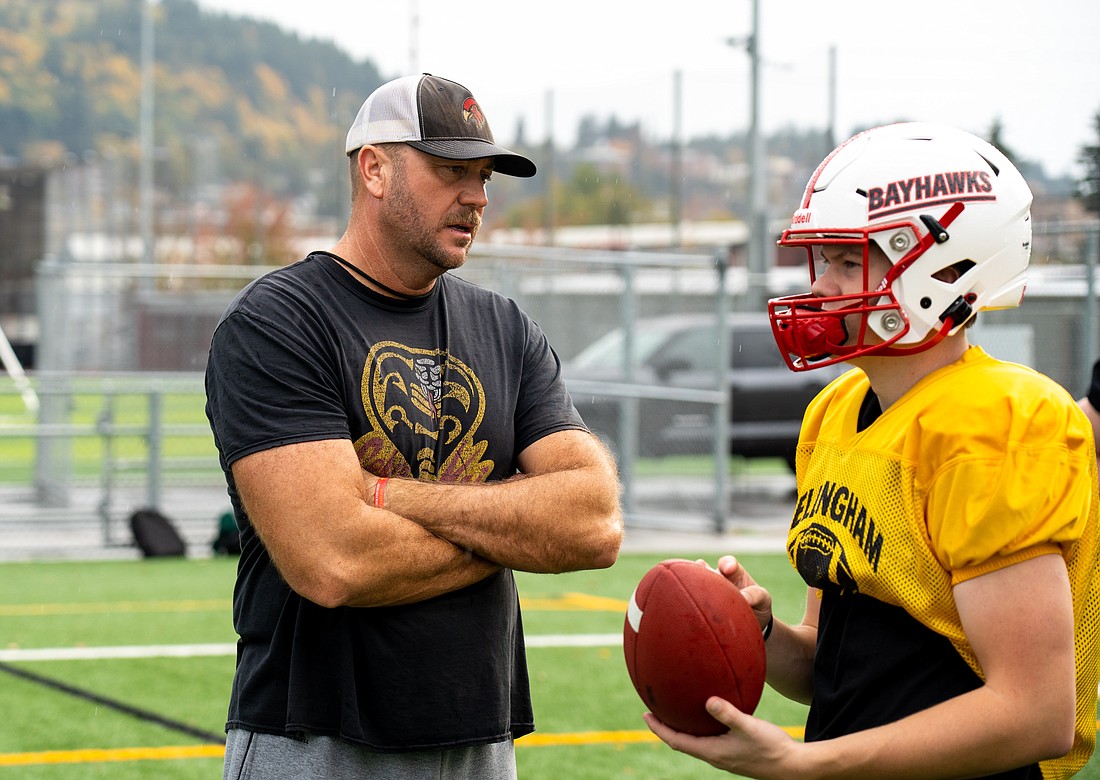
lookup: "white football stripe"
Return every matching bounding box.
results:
[626,589,643,633]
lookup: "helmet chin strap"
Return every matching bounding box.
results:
[868,318,951,357]
[869,294,974,357]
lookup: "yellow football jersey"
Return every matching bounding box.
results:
[788,346,1100,779]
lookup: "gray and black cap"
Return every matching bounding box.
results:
[345,73,536,178]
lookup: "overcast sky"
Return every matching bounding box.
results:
[195,0,1099,179]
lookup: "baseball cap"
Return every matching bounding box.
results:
[345,74,536,178]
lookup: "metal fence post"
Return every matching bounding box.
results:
[97,395,116,544]
[147,390,163,511]
[713,254,731,533]
[34,260,72,507]
[33,375,72,507]
[619,263,638,518]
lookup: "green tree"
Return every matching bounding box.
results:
[501,162,655,233]
[1078,110,1100,216]
[0,0,380,216]
[988,117,1020,166]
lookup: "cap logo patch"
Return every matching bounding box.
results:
[462,98,486,130]
[867,170,994,219]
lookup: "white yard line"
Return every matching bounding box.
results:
[0,644,238,662]
[524,633,622,648]
[0,634,624,662]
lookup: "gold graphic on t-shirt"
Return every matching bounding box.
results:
[354,341,494,482]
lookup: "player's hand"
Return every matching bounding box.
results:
[644,696,799,779]
[716,555,773,632]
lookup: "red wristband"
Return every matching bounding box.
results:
[373,477,388,509]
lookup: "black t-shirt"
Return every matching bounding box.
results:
[807,592,1040,779]
[1088,359,1100,411]
[204,252,584,750]
[800,390,1040,779]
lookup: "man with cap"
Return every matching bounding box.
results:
[206,74,623,779]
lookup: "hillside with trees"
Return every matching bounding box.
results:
[0,0,381,217]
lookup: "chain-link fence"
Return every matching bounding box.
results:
[2,222,1098,558]
[0,372,224,558]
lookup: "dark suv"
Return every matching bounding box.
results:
[564,312,845,468]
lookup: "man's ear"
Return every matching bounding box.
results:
[357,145,388,199]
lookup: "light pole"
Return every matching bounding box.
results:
[139,0,157,269]
[409,0,419,72]
[671,70,683,250]
[727,0,768,312]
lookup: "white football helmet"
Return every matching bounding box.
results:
[768,122,1033,371]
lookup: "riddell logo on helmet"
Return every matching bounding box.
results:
[867,170,995,218]
[463,98,486,129]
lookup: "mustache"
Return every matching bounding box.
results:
[444,210,482,231]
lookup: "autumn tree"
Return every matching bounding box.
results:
[1078,109,1100,216]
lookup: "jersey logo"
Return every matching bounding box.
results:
[788,523,858,593]
[354,341,494,482]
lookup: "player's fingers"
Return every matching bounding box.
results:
[716,554,738,573]
[695,558,730,577]
[705,696,747,729]
[714,558,773,618]
[716,555,754,585]
[643,711,689,746]
[729,581,772,620]
[643,711,720,758]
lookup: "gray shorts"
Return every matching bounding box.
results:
[222,729,517,780]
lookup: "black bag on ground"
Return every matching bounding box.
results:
[211,510,241,556]
[130,508,186,558]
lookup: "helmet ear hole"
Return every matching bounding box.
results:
[931,259,976,284]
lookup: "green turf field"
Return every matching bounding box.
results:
[1,552,1097,779]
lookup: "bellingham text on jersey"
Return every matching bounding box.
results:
[792,480,885,573]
